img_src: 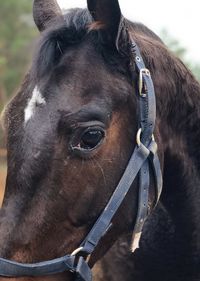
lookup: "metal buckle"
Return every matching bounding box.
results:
[136,128,142,146]
[71,246,90,261]
[71,247,83,256]
[139,68,150,97]
[136,128,155,146]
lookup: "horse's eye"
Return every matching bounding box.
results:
[80,129,105,150]
[70,125,106,155]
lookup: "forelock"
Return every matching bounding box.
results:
[32,9,93,82]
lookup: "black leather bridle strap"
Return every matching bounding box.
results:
[149,141,163,205]
[132,43,156,145]
[81,143,150,255]
[0,255,75,277]
[134,161,150,232]
[129,40,155,240]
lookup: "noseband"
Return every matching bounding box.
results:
[0,37,162,281]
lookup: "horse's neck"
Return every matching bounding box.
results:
[158,65,200,266]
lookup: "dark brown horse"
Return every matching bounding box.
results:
[1,0,200,281]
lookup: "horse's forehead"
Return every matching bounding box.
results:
[58,44,113,89]
[24,65,117,126]
[6,42,130,137]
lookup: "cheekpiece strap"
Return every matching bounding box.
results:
[130,38,162,243]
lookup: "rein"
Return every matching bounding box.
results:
[0,38,162,281]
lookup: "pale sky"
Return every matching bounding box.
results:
[57,0,200,63]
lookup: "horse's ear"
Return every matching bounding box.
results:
[87,0,122,48]
[33,0,63,32]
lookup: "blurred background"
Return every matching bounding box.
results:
[0,0,200,203]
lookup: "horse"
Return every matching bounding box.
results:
[1,0,200,281]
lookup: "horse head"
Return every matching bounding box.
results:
[0,0,161,280]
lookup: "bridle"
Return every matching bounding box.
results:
[0,34,162,281]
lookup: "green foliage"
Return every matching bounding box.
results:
[0,0,37,109]
[160,29,200,82]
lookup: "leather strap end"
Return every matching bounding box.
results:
[131,232,142,252]
[75,257,92,281]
